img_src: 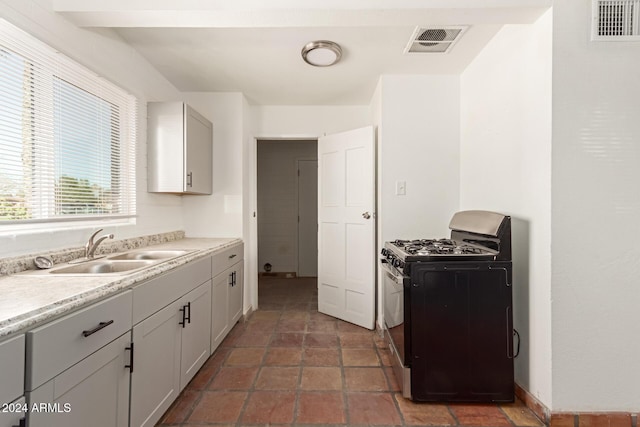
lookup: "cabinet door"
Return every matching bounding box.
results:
[27,333,131,427]
[184,104,212,194]
[210,271,230,353]
[410,265,513,402]
[130,300,182,427]
[0,334,24,406]
[0,396,25,427]
[180,281,212,389]
[229,261,244,326]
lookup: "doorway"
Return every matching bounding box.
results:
[256,139,318,278]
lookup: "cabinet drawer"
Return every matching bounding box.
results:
[0,396,26,427]
[26,291,132,391]
[133,256,212,324]
[211,243,244,277]
[0,334,24,405]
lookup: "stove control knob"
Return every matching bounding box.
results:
[381,248,388,256]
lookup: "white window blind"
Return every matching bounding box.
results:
[0,19,136,225]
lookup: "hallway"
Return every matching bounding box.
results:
[156,276,544,426]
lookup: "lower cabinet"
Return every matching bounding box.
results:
[0,396,26,427]
[211,259,244,352]
[27,332,131,427]
[129,300,181,427]
[25,291,133,427]
[0,334,25,427]
[180,281,212,389]
[228,260,244,327]
[15,242,242,427]
[130,280,211,427]
[210,270,229,351]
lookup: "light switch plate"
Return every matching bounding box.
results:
[396,180,406,196]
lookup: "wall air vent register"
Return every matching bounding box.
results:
[405,26,468,54]
[592,0,640,40]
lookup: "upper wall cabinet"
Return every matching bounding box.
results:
[148,102,213,194]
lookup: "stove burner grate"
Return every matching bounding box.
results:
[393,238,493,257]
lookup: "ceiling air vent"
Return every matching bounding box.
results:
[592,0,640,40]
[405,26,467,54]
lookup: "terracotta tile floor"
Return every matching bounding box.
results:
[157,277,545,427]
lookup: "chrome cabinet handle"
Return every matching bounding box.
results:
[362,212,371,219]
[187,172,193,187]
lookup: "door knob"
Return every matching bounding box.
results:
[362,212,371,219]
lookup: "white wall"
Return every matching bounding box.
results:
[0,0,183,257]
[181,92,244,238]
[551,2,640,412]
[370,79,383,329]
[378,75,461,242]
[252,105,370,138]
[242,95,257,312]
[257,140,317,273]
[460,10,552,408]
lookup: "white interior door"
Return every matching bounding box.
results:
[318,126,375,330]
[298,159,318,277]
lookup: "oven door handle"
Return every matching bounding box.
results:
[380,260,404,284]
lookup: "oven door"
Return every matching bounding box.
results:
[381,260,407,363]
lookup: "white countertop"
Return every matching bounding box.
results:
[0,237,242,338]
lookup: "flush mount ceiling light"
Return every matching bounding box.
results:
[301,40,342,67]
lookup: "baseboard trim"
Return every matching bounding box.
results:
[241,305,254,322]
[515,383,639,427]
[259,272,297,278]
[515,383,550,424]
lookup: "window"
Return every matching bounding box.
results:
[0,19,136,226]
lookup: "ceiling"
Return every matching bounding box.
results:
[54,0,552,105]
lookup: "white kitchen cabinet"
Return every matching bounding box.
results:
[26,292,133,391]
[210,270,229,351]
[130,261,212,427]
[0,396,26,427]
[25,292,133,427]
[27,332,131,427]
[0,335,25,427]
[179,281,212,389]
[228,260,244,327]
[147,102,213,194]
[129,300,182,427]
[211,243,244,353]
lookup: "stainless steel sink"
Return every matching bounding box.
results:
[50,260,156,275]
[107,249,192,261]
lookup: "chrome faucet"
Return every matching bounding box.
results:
[85,229,114,259]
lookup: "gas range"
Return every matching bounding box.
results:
[381,210,512,274]
[380,210,516,403]
[385,238,497,263]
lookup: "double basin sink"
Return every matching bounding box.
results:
[47,250,193,276]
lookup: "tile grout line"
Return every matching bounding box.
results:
[337,321,351,427]
[374,338,407,427]
[233,307,282,426]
